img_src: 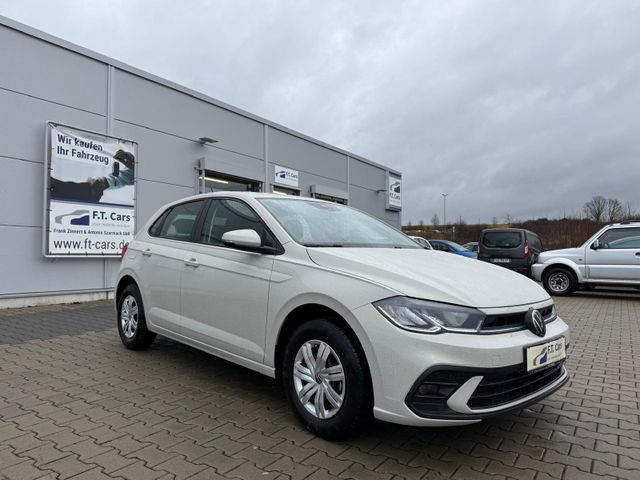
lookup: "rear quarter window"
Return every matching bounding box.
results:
[482,232,522,249]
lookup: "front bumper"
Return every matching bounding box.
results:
[351,303,570,427]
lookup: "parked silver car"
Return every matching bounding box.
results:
[532,221,640,295]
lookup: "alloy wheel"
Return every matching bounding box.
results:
[120,294,139,339]
[293,340,345,419]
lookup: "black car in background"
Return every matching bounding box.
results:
[478,228,543,276]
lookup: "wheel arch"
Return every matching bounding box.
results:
[540,260,583,283]
[273,303,374,404]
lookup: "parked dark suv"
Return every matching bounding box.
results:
[478,228,543,275]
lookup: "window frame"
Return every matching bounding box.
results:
[194,197,285,255]
[147,199,208,243]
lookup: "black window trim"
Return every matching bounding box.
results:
[147,199,208,243]
[193,197,285,255]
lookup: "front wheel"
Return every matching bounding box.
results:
[117,284,156,350]
[282,319,371,440]
[542,268,577,296]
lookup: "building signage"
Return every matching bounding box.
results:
[387,173,402,210]
[44,123,137,257]
[274,165,299,188]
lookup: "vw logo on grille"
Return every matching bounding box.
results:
[525,308,546,337]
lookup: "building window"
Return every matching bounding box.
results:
[199,171,261,193]
[272,186,300,196]
[312,193,347,205]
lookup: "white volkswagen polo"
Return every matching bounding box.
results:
[115,192,569,439]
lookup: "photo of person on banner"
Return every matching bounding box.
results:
[50,149,135,204]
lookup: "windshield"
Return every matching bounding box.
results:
[259,198,420,248]
[446,241,467,252]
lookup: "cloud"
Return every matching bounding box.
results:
[2,0,639,223]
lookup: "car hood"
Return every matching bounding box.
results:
[538,247,583,262]
[307,248,549,309]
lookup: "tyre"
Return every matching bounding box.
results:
[282,319,371,439]
[117,284,156,350]
[542,268,577,296]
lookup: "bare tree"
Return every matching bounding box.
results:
[606,198,624,223]
[492,216,498,225]
[504,213,512,225]
[431,213,440,226]
[419,219,424,227]
[406,220,412,228]
[583,196,607,223]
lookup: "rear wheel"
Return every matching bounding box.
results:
[117,284,156,350]
[282,319,371,439]
[542,268,577,296]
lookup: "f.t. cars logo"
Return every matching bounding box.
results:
[54,209,90,226]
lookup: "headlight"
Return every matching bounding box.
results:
[373,296,485,334]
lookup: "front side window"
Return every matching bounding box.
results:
[200,199,272,247]
[155,201,203,241]
[598,227,640,249]
[259,198,419,248]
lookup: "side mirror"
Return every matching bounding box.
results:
[222,229,262,249]
[591,239,600,250]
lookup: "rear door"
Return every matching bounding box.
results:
[138,200,206,333]
[585,227,640,281]
[479,231,523,264]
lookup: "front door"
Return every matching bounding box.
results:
[585,227,640,281]
[179,198,275,362]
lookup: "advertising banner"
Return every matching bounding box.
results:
[44,123,137,257]
[387,173,402,210]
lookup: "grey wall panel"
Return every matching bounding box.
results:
[113,70,264,160]
[204,148,265,183]
[135,179,196,229]
[350,184,401,227]
[112,120,202,188]
[0,89,105,163]
[0,25,107,114]
[269,129,347,180]
[349,158,386,191]
[0,226,105,296]
[0,157,43,228]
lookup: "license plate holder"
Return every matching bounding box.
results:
[525,337,566,373]
[492,258,511,263]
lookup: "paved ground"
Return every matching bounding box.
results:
[0,292,638,480]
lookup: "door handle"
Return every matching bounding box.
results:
[184,258,199,267]
[142,248,152,257]
[635,252,640,256]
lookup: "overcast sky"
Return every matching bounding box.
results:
[2,0,638,224]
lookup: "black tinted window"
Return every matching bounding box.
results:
[200,199,271,247]
[157,201,203,241]
[482,232,522,248]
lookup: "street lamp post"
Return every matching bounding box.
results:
[441,193,448,237]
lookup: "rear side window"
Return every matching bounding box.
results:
[482,232,522,249]
[154,201,203,241]
[199,199,273,247]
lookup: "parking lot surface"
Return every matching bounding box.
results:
[0,292,638,480]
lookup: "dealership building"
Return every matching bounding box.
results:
[0,16,402,307]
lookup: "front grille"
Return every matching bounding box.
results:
[468,362,564,408]
[481,305,554,332]
[406,361,565,419]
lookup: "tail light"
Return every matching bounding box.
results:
[524,240,529,258]
[477,239,481,256]
[120,242,129,259]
